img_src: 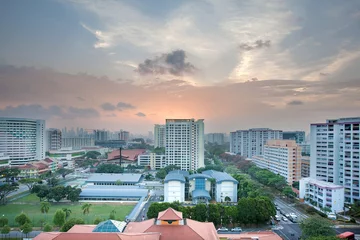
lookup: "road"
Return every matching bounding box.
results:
[274,197,308,222]
[135,195,158,222]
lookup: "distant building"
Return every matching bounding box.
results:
[95,140,126,148]
[15,159,58,178]
[252,140,301,185]
[79,185,148,201]
[310,117,360,203]
[0,153,10,168]
[165,119,204,171]
[138,153,165,170]
[46,128,62,151]
[94,130,109,141]
[299,142,310,156]
[300,177,344,213]
[85,173,143,186]
[154,124,166,148]
[205,133,225,145]
[301,156,310,178]
[283,131,306,144]
[0,117,45,165]
[119,130,130,141]
[48,148,86,168]
[230,128,283,158]
[107,149,146,166]
[164,171,187,202]
[62,137,95,149]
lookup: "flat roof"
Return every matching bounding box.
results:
[80,185,148,198]
[164,173,186,183]
[86,173,142,183]
[301,177,344,189]
[202,170,238,184]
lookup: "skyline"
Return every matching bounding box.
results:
[1,0,360,134]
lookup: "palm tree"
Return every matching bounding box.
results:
[62,208,72,219]
[40,202,50,214]
[82,203,92,215]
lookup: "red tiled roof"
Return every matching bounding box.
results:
[67,225,96,233]
[33,232,60,240]
[44,158,54,163]
[108,149,146,162]
[218,231,282,240]
[33,162,49,170]
[186,219,218,240]
[16,164,36,170]
[125,219,154,233]
[34,232,161,240]
[157,208,183,221]
[145,225,207,240]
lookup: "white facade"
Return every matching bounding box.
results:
[138,153,165,170]
[206,133,225,145]
[0,153,10,167]
[300,177,344,213]
[216,181,237,202]
[252,140,301,185]
[0,117,45,165]
[46,128,62,151]
[230,128,283,158]
[154,124,166,148]
[164,180,185,202]
[165,119,204,171]
[61,137,95,149]
[310,117,360,203]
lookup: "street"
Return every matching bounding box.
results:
[135,191,162,222]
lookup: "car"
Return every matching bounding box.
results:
[276,206,280,211]
[217,227,229,232]
[231,227,242,232]
[285,214,290,218]
[282,216,288,221]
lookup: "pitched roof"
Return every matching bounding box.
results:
[125,219,154,233]
[186,219,219,240]
[157,208,183,221]
[145,225,206,240]
[92,220,127,232]
[192,189,211,200]
[164,173,186,183]
[218,231,282,240]
[68,225,96,233]
[34,232,161,240]
[202,170,238,184]
[108,149,146,161]
[43,158,54,163]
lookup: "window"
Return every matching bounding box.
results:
[195,178,205,190]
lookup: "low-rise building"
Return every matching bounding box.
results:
[107,149,146,166]
[43,158,58,173]
[48,148,86,168]
[252,140,302,185]
[138,153,165,170]
[79,185,148,201]
[0,153,9,168]
[164,171,187,202]
[202,170,238,203]
[85,173,143,186]
[301,156,310,178]
[300,177,344,213]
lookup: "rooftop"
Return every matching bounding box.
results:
[218,231,282,240]
[92,220,127,232]
[157,208,183,221]
[164,173,186,183]
[188,173,210,179]
[108,149,146,161]
[202,170,238,184]
[168,170,189,177]
[86,173,142,183]
[192,189,211,200]
[301,177,344,189]
[80,185,148,198]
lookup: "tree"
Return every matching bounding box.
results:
[21,223,33,237]
[56,169,74,179]
[43,223,53,232]
[40,202,50,214]
[15,213,31,226]
[115,180,122,185]
[145,173,154,181]
[47,186,66,202]
[224,196,231,203]
[0,168,20,182]
[0,183,19,204]
[283,186,296,198]
[193,204,207,222]
[85,151,101,160]
[60,218,84,232]
[67,187,81,202]
[152,147,165,154]
[0,216,8,227]
[300,216,336,239]
[19,178,42,192]
[307,237,339,240]
[82,203,92,215]
[292,181,300,190]
[53,210,66,227]
[62,208,72,219]
[1,225,10,235]
[94,217,103,224]
[47,177,59,187]
[155,169,167,179]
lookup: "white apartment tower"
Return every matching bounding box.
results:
[165,119,204,171]
[310,117,360,203]
[230,128,283,158]
[154,124,166,148]
[0,117,45,165]
[46,128,62,151]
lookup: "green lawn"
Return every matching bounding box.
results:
[1,194,134,227]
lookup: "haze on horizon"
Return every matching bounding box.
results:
[0,0,360,134]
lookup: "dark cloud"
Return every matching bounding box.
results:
[239,40,271,51]
[117,102,136,111]
[101,102,116,111]
[135,112,146,117]
[136,50,196,76]
[287,100,304,106]
[319,72,329,76]
[0,104,99,119]
[77,96,86,101]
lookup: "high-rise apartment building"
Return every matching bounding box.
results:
[230,128,283,158]
[0,117,45,165]
[310,117,360,203]
[165,119,204,171]
[46,128,62,151]
[119,130,130,141]
[205,133,225,145]
[283,131,306,144]
[61,137,95,149]
[94,130,108,141]
[154,124,166,148]
[252,140,301,185]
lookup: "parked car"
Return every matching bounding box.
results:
[276,206,280,211]
[282,216,288,221]
[231,227,242,232]
[285,214,290,218]
[217,227,229,232]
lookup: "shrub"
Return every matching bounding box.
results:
[43,224,53,232]
[93,217,103,224]
[0,216,8,227]
[15,213,31,226]
[60,218,84,232]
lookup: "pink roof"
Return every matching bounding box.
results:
[186,219,219,240]
[33,232,60,240]
[16,164,36,170]
[157,208,183,221]
[218,231,282,240]
[33,162,49,170]
[34,232,161,240]
[43,158,54,163]
[108,149,146,162]
[68,225,96,233]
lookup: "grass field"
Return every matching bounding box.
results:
[1,194,135,227]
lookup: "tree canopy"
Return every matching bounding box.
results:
[95,164,124,173]
[0,182,19,204]
[300,216,336,239]
[53,210,66,227]
[60,218,84,232]
[19,178,42,191]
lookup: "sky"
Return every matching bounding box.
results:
[0,0,360,134]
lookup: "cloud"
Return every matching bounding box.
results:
[136,50,196,76]
[0,104,99,119]
[239,40,271,51]
[77,96,86,101]
[287,100,304,106]
[101,102,116,111]
[117,102,136,110]
[319,72,329,76]
[135,112,146,117]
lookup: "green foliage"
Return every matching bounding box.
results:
[43,223,53,232]
[0,182,19,204]
[292,181,300,190]
[193,204,207,222]
[47,177,59,187]
[145,173,154,181]
[20,222,33,234]
[300,216,336,239]
[197,164,224,173]
[307,237,339,240]
[60,218,85,232]
[40,202,50,214]
[248,165,287,191]
[152,147,165,154]
[85,151,101,159]
[19,178,42,191]
[96,164,124,173]
[1,225,10,234]
[205,142,229,157]
[53,210,66,227]
[155,169,167,179]
[94,217,103,224]
[56,168,74,179]
[232,174,272,199]
[15,213,31,226]
[82,203,92,215]
[0,216,8,227]
[67,187,82,202]
[0,168,20,182]
[283,186,296,198]
[62,208,72,219]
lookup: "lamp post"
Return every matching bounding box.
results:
[119,147,122,168]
